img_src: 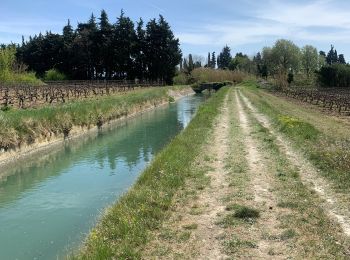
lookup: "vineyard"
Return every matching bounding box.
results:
[280,87,350,114]
[0,80,165,109]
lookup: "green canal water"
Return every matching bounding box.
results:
[0,94,205,260]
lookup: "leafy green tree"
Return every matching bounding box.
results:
[270,39,300,74]
[319,51,326,68]
[301,45,318,78]
[229,53,255,73]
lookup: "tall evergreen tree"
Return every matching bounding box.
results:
[338,54,346,64]
[113,10,136,79]
[60,20,75,77]
[211,52,216,69]
[217,45,232,69]
[188,54,194,72]
[134,18,146,80]
[326,45,338,65]
[145,15,181,84]
[16,10,181,82]
[97,10,113,78]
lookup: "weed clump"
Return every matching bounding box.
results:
[233,205,260,219]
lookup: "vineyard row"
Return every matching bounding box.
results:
[0,80,165,109]
[280,87,350,114]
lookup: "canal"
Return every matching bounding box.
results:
[0,94,205,259]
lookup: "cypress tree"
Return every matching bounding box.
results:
[338,54,346,64]
[211,52,216,69]
[188,54,194,72]
[217,45,232,69]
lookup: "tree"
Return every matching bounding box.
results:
[319,51,326,68]
[217,45,232,69]
[188,54,194,72]
[270,39,300,74]
[145,15,181,84]
[261,47,273,76]
[113,10,137,79]
[253,52,263,77]
[134,18,147,80]
[60,20,75,77]
[326,45,338,65]
[16,10,181,82]
[207,52,211,68]
[338,54,346,64]
[211,52,216,69]
[301,45,318,78]
[97,10,113,79]
[229,52,254,73]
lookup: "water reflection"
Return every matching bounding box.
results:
[0,94,204,260]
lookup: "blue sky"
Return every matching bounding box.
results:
[1,0,350,61]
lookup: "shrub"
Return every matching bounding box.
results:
[0,46,42,85]
[44,69,67,81]
[317,64,350,88]
[191,68,245,83]
[173,72,188,85]
[233,205,260,219]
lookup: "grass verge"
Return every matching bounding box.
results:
[239,92,350,258]
[72,87,228,259]
[240,80,350,191]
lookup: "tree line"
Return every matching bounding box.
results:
[179,40,349,88]
[10,10,182,84]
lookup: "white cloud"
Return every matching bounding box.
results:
[177,0,350,48]
[257,0,350,29]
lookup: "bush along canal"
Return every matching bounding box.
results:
[0,93,205,260]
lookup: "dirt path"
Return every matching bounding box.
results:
[238,89,350,237]
[192,94,230,259]
[143,95,232,259]
[234,89,290,259]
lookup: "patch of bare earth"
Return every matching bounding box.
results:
[239,89,350,237]
[143,95,231,259]
[233,89,291,259]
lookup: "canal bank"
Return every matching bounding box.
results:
[0,90,203,260]
[76,87,228,259]
[0,86,193,170]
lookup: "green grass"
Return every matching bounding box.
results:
[240,81,350,191]
[223,236,257,254]
[0,87,183,150]
[241,96,349,258]
[232,205,260,219]
[72,87,228,259]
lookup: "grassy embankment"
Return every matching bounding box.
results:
[71,87,228,259]
[241,80,350,191]
[0,86,188,151]
[238,89,348,257]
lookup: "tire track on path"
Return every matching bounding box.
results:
[239,89,350,237]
